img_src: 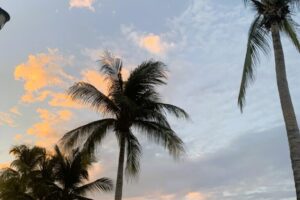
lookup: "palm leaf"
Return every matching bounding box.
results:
[68,82,119,115]
[75,178,113,195]
[99,51,123,79]
[156,103,189,119]
[249,0,265,14]
[81,119,116,155]
[125,132,141,178]
[133,120,184,158]
[238,15,270,111]
[0,168,18,180]
[124,60,167,100]
[60,118,116,151]
[282,16,300,52]
[288,0,300,9]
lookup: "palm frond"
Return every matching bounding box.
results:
[282,16,300,52]
[243,0,256,6]
[238,15,270,111]
[288,0,300,9]
[99,52,124,108]
[60,118,116,151]
[249,0,266,14]
[0,168,18,180]
[69,149,90,183]
[99,51,123,79]
[133,120,184,158]
[124,60,167,100]
[68,82,119,115]
[125,132,141,179]
[156,103,189,119]
[136,109,171,128]
[81,119,116,155]
[75,178,113,195]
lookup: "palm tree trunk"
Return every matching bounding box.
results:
[271,23,300,199]
[115,134,126,200]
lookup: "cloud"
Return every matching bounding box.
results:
[14,49,74,103]
[92,126,295,200]
[0,112,16,127]
[27,108,73,148]
[185,192,206,200]
[139,34,169,55]
[121,25,174,55]
[10,106,22,116]
[14,134,23,141]
[69,0,96,11]
[81,69,129,95]
[88,162,104,180]
[81,69,108,94]
[0,162,9,169]
[48,92,83,109]
[21,90,52,103]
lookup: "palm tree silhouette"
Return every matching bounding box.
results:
[61,52,188,200]
[0,145,48,200]
[238,0,300,197]
[0,145,112,200]
[48,145,113,200]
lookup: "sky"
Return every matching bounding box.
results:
[0,0,300,199]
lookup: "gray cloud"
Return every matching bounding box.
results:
[89,126,295,200]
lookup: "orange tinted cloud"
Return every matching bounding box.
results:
[21,90,52,103]
[10,106,22,116]
[69,0,96,11]
[14,134,23,141]
[88,162,104,181]
[82,69,108,94]
[160,194,176,200]
[122,25,172,55]
[185,192,206,200]
[27,108,73,148]
[14,49,73,103]
[48,92,83,108]
[80,68,129,97]
[0,162,9,169]
[139,34,167,55]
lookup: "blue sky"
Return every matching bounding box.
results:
[0,0,300,199]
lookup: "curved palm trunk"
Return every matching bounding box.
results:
[115,134,126,200]
[271,24,300,199]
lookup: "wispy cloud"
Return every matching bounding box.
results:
[10,106,22,116]
[0,112,16,127]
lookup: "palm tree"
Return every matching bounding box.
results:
[61,52,188,200]
[0,145,48,200]
[238,0,300,197]
[48,145,113,200]
[0,145,112,200]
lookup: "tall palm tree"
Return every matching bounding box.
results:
[61,52,188,200]
[238,0,300,197]
[49,145,113,200]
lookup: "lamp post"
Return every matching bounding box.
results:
[0,7,10,30]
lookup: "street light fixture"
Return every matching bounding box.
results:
[0,7,10,30]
